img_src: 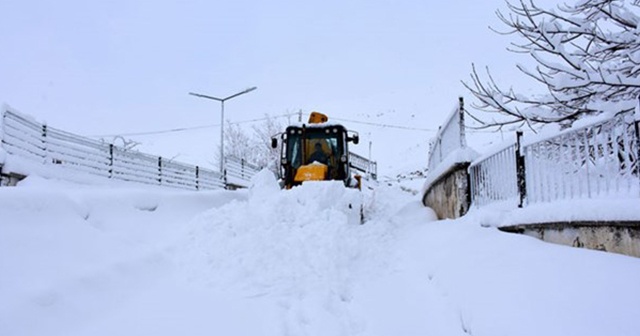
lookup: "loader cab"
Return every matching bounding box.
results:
[272,122,359,189]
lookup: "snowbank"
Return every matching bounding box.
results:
[0,178,245,336]
[2,175,640,336]
[468,198,640,228]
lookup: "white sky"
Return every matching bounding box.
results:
[0,0,551,174]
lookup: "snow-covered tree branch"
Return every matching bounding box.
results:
[463,0,640,129]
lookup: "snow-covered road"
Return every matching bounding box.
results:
[2,173,640,336]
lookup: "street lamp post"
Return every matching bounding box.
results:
[189,87,257,175]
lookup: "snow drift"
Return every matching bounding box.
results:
[1,173,640,336]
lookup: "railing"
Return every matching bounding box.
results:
[349,151,378,180]
[225,155,262,186]
[469,111,640,208]
[469,140,520,208]
[428,97,466,173]
[1,108,260,190]
[523,112,639,204]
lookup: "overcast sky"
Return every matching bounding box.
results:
[0,0,551,174]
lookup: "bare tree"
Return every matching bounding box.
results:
[106,135,140,151]
[220,121,254,163]
[216,115,284,171]
[463,0,640,129]
[251,115,283,170]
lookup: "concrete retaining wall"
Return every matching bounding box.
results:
[422,163,471,219]
[0,164,27,187]
[500,222,640,258]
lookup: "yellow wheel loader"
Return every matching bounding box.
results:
[271,112,362,190]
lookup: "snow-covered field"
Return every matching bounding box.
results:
[2,172,640,336]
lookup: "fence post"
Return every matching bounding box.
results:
[241,158,245,179]
[515,131,527,208]
[583,131,592,198]
[468,165,476,208]
[635,117,640,196]
[1,110,5,148]
[109,144,114,178]
[0,112,4,186]
[42,124,48,164]
[195,165,200,190]
[222,156,227,189]
[459,97,466,148]
[223,158,228,189]
[437,128,443,164]
[158,156,162,185]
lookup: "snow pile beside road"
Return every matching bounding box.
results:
[0,178,244,336]
[3,174,640,336]
[176,175,405,330]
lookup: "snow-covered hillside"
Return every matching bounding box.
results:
[2,173,640,336]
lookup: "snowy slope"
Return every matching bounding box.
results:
[2,173,640,336]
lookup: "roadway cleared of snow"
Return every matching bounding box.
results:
[2,172,640,336]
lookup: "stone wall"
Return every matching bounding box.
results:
[422,163,471,220]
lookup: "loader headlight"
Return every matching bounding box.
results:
[340,155,347,163]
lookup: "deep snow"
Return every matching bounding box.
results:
[2,172,640,336]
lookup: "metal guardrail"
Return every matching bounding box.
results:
[1,109,260,190]
[349,151,377,180]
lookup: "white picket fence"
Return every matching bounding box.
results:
[0,109,261,190]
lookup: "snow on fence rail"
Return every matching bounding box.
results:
[428,97,466,173]
[0,109,260,190]
[469,111,640,208]
[225,156,262,186]
[523,112,639,204]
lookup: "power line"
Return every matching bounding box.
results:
[89,124,218,137]
[88,113,296,138]
[88,112,492,138]
[330,117,437,132]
